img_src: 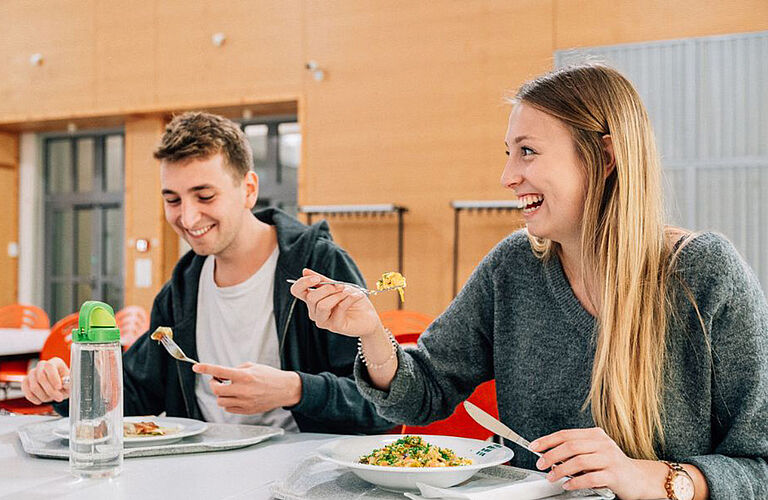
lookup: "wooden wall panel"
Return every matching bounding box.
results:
[94,1,157,111]
[0,0,96,119]
[0,133,19,307]
[0,0,302,125]
[162,216,180,284]
[0,135,17,167]
[555,0,768,49]
[124,117,167,313]
[302,1,551,315]
[154,0,304,108]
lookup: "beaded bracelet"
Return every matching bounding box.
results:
[358,328,398,369]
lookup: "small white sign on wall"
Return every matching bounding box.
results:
[134,258,152,288]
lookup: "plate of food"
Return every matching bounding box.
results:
[53,416,208,446]
[316,434,513,491]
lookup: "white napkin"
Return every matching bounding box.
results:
[404,474,568,500]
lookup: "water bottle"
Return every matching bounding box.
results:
[69,301,123,478]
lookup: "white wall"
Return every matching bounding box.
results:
[17,133,44,306]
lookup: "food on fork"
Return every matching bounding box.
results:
[376,272,407,302]
[150,326,173,341]
[359,435,472,467]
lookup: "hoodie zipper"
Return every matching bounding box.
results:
[176,360,192,418]
[280,297,298,361]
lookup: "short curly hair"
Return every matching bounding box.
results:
[153,112,253,179]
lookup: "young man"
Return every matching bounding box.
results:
[22,112,393,434]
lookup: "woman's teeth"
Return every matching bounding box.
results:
[520,194,544,214]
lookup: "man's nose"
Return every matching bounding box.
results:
[179,202,201,228]
[500,158,523,189]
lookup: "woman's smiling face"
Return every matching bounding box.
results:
[501,103,587,248]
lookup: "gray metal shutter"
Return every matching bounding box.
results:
[556,31,768,295]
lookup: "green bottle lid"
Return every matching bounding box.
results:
[71,301,121,343]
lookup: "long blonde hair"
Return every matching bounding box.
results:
[514,64,679,459]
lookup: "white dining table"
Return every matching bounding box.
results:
[0,328,50,356]
[1,415,338,499]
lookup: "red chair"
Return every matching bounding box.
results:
[0,395,55,415]
[0,304,51,398]
[380,310,435,346]
[116,305,149,350]
[40,313,79,367]
[399,380,499,440]
[0,313,78,415]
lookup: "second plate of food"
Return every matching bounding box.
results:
[316,434,513,491]
[53,416,208,446]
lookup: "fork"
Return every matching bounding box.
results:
[158,335,227,383]
[285,278,390,296]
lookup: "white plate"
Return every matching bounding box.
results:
[53,416,208,447]
[317,434,514,492]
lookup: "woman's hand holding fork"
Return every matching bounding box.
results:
[290,268,398,390]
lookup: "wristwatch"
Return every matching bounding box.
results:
[661,461,695,500]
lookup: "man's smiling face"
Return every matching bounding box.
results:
[161,152,256,258]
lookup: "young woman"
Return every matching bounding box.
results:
[290,64,768,500]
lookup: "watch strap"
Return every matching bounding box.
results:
[661,460,692,500]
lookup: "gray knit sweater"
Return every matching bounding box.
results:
[356,231,768,499]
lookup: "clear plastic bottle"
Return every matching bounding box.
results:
[69,301,123,478]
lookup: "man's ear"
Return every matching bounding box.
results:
[244,171,259,209]
[602,134,616,178]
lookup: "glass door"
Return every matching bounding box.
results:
[44,133,124,322]
[241,117,300,215]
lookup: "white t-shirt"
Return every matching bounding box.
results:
[194,247,298,431]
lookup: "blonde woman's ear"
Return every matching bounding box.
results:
[602,134,616,178]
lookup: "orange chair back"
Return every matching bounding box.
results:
[0,303,50,329]
[40,313,79,367]
[0,304,51,384]
[379,310,434,345]
[116,305,150,349]
[400,380,499,440]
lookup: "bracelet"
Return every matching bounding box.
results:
[358,328,398,370]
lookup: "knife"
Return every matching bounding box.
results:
[463,401,615,498]
[464,401,541,457]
